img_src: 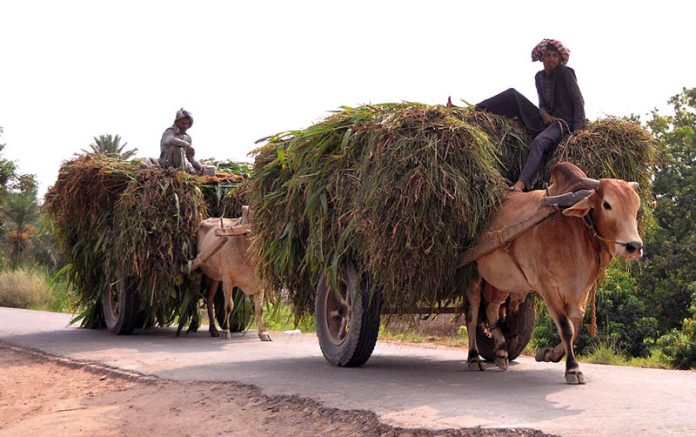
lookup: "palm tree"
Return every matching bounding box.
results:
[82,134,138,160]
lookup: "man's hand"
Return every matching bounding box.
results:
[541,112,553,125]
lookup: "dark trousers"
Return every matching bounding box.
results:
[476,88,564,189]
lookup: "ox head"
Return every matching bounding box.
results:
[561,177,643,259]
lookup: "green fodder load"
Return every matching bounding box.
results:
[44,155,248,328]
[250,103,657,318]
[548,117,655,188]
[544,117,657,233]
[249,104,527,316]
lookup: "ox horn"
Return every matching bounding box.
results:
[628,181,640,191]
[579,177,600,190]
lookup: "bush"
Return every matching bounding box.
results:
[657,289,696,369]
[0,269,49,308]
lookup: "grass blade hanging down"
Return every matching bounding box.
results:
[249,103,656,320]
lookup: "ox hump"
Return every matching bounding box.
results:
[548,162,590,196]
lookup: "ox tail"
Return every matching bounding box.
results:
[588,284,598,337]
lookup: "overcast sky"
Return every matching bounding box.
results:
[1,0,694,196]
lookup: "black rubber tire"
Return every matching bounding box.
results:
[476,294,536,362]
[214,287,253,333]
[315,265,381,367]
[102,274,139,335]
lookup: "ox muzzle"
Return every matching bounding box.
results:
[622,240,644,257]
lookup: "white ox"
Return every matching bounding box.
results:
[189,208,271,341]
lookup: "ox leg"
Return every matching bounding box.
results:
[534,303,566,363]
[542,307,584,385]
[558,315,584,384]
[464,278,484,371]
[220,280,234,339]
[254,288,272,342]
[483,283,509,370]
[535,342,565,363]
[207,279,221,337]
[187,273,202,334]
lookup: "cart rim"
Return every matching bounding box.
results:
[105,281,122,320]
[322,277,353,346]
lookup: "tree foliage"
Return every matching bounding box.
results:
[0,128,42,270]
[4,174,39,269]
[636,88,696,334]
[82,134,138,160]
[635,88,696,368]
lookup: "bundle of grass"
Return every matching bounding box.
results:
[552,118,655,182]
[543,117,657,232]
[249,103,527,317]
[45,154,247,328]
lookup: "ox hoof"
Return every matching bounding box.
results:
[259,332,272,342]
[210,329,220,338]
[467,357,485,371]
[565,371,586,385]
[535,348,558,362]
[221,330,231,339]
[494,356,509,370]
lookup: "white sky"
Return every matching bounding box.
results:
[1,0,694,196]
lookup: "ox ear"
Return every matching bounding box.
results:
[562,193,594,218]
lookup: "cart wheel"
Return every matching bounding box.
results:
[476,294,535,362]
[214,287,253,333]
[102,273,140,335]
[315,265,381,367]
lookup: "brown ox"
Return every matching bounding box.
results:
[463,162,643,384]
[189,209,271,341]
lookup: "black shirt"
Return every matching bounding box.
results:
[535,65,586,131]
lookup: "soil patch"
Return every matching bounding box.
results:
[0,344,552,436]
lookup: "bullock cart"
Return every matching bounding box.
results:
[45,155,253,335]
[249,103,655,367]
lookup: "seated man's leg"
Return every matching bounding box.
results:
[476,88,545,134]
[517,122,563,190]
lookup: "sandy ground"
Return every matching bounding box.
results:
[0,344,552,437]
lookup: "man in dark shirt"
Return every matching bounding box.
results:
[476,39,585,191]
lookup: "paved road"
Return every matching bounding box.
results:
[2,307,695,436]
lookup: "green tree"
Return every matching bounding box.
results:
[637,88,696,334]
[82,134,138,160]
[4,174,39,269]
[1,128,18,259]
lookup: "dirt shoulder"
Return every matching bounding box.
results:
[0,344,552,437]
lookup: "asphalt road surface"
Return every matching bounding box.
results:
[2,307,695,436]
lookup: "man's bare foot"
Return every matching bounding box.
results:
[509,181,525,192]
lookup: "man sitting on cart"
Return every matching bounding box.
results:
[159,108,204,174]
[474,38,586,192]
